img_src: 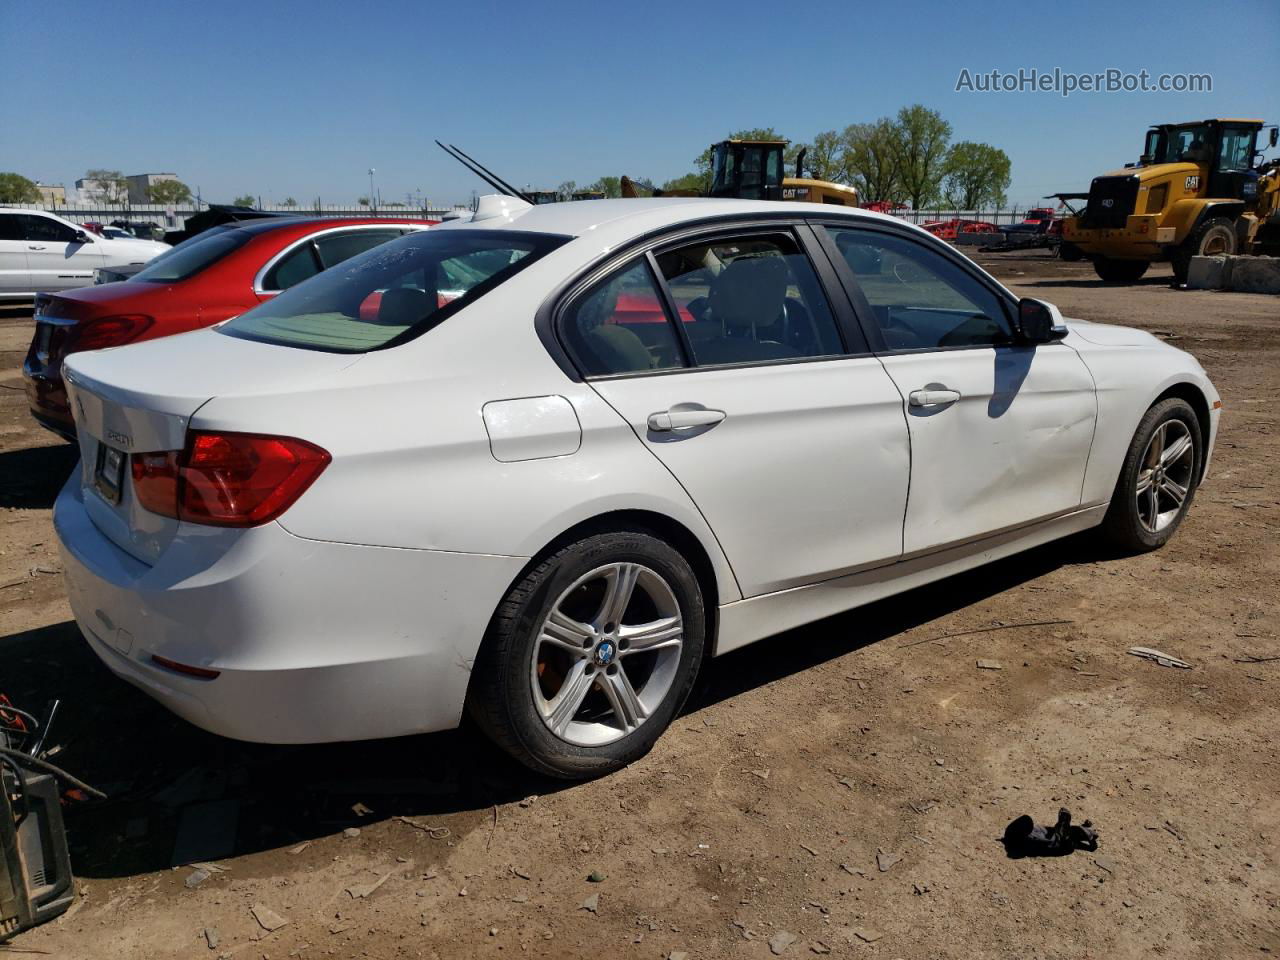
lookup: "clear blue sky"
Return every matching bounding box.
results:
[2,0,1277,208]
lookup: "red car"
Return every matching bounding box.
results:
[24,216,432,439]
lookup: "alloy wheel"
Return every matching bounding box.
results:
[1135,419,1194,534]
[531,562,684,747]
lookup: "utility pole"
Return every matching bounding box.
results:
[368,168,377,213]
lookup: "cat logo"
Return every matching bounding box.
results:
[1101,199,1114,208]
[1185,175,1201,191]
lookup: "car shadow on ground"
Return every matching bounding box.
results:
[1017,276,1173,290]
[1,531,1110,881]
[0,443,78,509]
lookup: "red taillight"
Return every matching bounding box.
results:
[65,314,154,355]
[130,431,330,527]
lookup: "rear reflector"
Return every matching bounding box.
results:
[131,431,330,527]
[150,655,220,680]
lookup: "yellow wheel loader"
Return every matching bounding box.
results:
[623,139,860,206]
[1060,118,1280,283]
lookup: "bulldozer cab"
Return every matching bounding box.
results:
[1140,119,1264,201]
[708,140,786,201]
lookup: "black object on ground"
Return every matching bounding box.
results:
[1002,807,1098,858]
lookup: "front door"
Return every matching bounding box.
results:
[21,214,104,291]
[820,223,1097,556]
[559,228,911,597]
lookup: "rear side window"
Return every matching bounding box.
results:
[132,229,253,283]
[221,229,568,353]
[0,214,20,241]
[264,244,321,290]
[314,230,404,269]
[561,259,686,377]
[653,233,844,366]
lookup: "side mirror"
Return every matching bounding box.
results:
[73,230,93,243]
[1270,127,1278,149]
[1016,297,1068,344]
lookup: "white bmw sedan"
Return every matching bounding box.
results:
[55,197,1220,778]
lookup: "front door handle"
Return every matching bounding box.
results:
[908,388,961,407]
[28,245,47,251]
[647,406,727,432]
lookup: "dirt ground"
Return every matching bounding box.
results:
[2,252,1277,960]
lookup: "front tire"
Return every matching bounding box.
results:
[468,530,706,779]
[1171,216,1237,284]
[1101,398,1203,552]
[1058,241,1084,262]
[1093,256,1150,283]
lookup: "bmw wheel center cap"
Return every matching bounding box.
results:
[594,640,616,666]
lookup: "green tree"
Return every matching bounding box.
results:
[660,172,707,194]
[586,176,622,198]
[942,141,1011,209]
[889,105,952,210]
[146,179,193,204]
[84,169,128,205]
[0,172,42,203]
[282,197,298,207]
[843,119,902,204]
[233,194,257,207]
[556,180,578,201]
[791,129,850,183]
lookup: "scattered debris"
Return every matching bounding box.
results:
[288,842,310,855]
[976,659,1004,670]
[836,776,855,789]
[1003,808,1098,858]
[393,816,451,839]
[669,951,689,960]
[346,871,392,899]
[852,927,883,943]
[876,849,901,872]
[1127,646,1192,669]
[899,619,1074,649]
[1233,653,1280,664]
[518,795,538,808]
[799,842,819,857]
[203,927,220,950]
[750,769,771,780]
[351,802,373,817]
[184,868,210,890]
[342,827,361,839]
[511,866,531,880]
[251,903,289,932]
[580,892,599,914]
[1094,856,1116,874]
[810,941,831,955]
[769,930,797,954]
[587,870,606,883]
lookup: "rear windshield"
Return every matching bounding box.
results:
[219,229,568,353]
[131,227,253,283]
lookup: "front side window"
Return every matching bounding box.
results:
[0,214,21,241]
[222,228,567,353]
[827,227,1013,350]
[1217,127,1256,173]
[561,259,686,377]
[654,232,844,365]
[21,215,77,243]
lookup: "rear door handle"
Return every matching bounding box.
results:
[28,245,47,251]
[908,388,961,407]
[647,406,727,432]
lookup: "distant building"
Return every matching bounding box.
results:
[126,172,179,204]
[35,183,66,206]
[75,177,119,204]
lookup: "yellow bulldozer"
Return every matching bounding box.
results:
[1059,118,1280,283]
[623,139,860,206]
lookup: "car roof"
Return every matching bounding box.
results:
[228,215,431,236]
[444,196,902,241]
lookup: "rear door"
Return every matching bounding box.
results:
[560,224,911,597]
[21,214,104,291]
[0,213,32,294]
[817,222,1097,556]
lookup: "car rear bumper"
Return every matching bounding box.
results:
[23,362,76,440]
[54,476,527,743]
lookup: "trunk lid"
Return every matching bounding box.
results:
[63,329,361,564]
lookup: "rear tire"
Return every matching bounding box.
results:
[1100,398,1203,553]
[1171,216,1237,284]
[1093,256,1150,283]
[1058,241,1084,262]
[468,530,706,779]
